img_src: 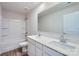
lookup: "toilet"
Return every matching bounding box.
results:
[19,41,28,53]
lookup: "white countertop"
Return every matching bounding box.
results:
[27,35,79,56]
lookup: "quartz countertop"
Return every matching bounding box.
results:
[27,35,79,56]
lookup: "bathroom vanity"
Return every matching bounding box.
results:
[27,35,64,56]
[27,35,79,56]
[33,2,79,56]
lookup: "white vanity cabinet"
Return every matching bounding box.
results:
[28,38,36,56]
[28,38,43,56]
[43,52,50,56]
[28,37,64,56]
[36,42,43,56]
[43,46,64,56]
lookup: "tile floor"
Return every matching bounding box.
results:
[0,48,28,56]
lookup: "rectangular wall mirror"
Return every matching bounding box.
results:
[38,12,63,34]
[38,2,79,37]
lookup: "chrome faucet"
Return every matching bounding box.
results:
[25,32,28,37]
[38,32,41,36]
[60,33,66,43]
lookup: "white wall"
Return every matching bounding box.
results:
[0,9,26,53]
[25,4,44,35]
[25,5,39,35]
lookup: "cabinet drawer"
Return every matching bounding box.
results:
[28,38,36,45]
[36,42,43,50]
[43,46,63,56]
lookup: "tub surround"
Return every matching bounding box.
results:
[27,35,79,56]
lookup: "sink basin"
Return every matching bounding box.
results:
[36,35,55,43]
[48,41,75,52]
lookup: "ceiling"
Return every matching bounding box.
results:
[0,2,41,14]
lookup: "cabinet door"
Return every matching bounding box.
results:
[36,42,43,56]
[43,46,64,56]
[36,47,42,56]
[28,42,36,56]
[43,52,50,56]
